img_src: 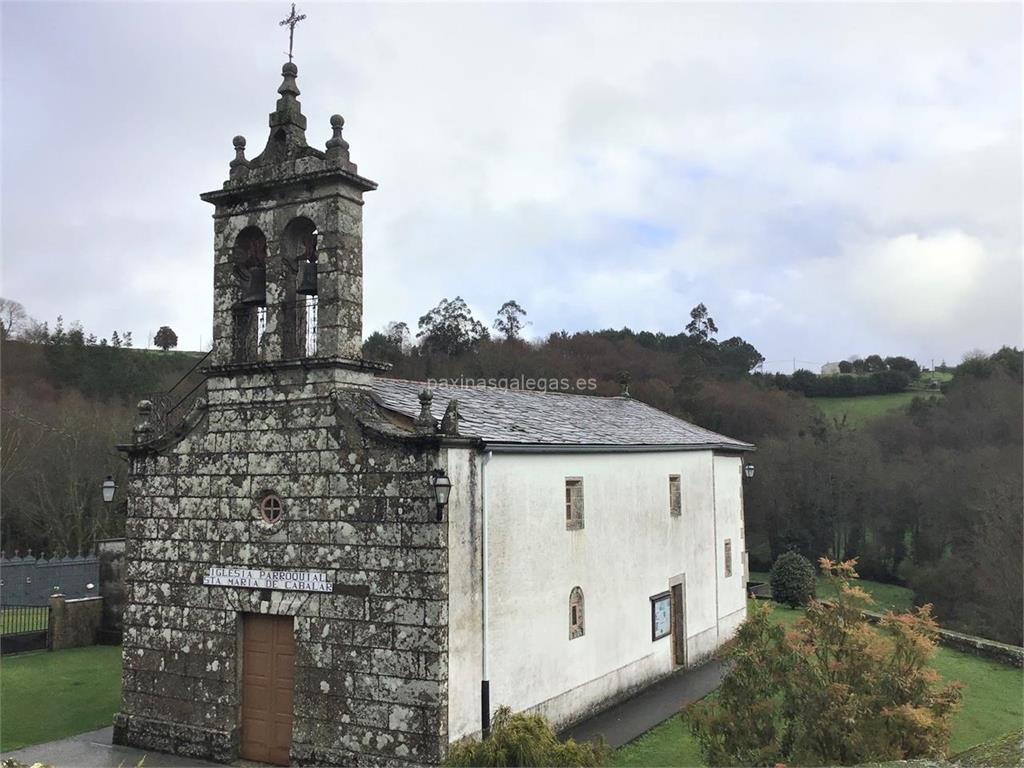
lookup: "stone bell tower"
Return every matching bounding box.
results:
[115,55,452,766]
[201,61,378,372]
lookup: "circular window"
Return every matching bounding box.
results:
[259,493,284,525]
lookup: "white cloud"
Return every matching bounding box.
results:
[0,2,1019,368]
[845,231,987,333]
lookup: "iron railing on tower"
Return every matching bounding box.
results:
[148,349,212,435]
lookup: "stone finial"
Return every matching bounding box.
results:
[273,62,304,124]
[134,399,155,444]
[258,61,308,163]
[619,371,631,398]
[414,389,437,435]
[440,399,460,437]
[229,135,248,179]
[229,135,250,180]
[278,61,300,101]
[325,114,353,168]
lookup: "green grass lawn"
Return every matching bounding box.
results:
[0,645,122,751]
[749,571,915,612]
[0,607,49,636]
[812,391,940,426]
[614,600,1023,766]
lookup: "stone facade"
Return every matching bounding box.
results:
[114,61,454,766]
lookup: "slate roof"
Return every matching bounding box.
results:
[370,378,753,450]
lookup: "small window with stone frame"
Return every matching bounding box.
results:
[669,474,682,517]
[724,539,733,578]
[569,586,585,639]
[565,477,584,530]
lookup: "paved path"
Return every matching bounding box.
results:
[560,659,727,749]
[0,726,218,768]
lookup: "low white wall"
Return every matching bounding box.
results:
[447,448,748,741]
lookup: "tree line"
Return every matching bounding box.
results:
[2,293,1020,644]
[763,368,914,397]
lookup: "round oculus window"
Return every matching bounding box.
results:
[259,493,284,525]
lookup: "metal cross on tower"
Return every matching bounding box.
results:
[280,3,306,63]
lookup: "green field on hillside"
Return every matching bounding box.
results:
[613,599,1023,766]
[812,391,940,426]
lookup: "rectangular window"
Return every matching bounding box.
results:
[565,478,584,530]
[669,475,681,517]
[724,539,733,578]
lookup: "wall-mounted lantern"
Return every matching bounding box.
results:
[101,475,117,504]
[743,463,756,479]
[432,470,452,522]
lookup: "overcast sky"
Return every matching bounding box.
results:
[2,2,1020,371]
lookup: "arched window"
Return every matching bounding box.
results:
[569,586,585,639]
[231,227,267,362]
[280,217,318,358]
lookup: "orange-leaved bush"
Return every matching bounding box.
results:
[688,558,962,766]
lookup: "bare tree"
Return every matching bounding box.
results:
[1,391,130,554]
[0,297,27,339]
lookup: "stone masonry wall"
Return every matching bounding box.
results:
[114,367,449,766]
[49,594,104,650]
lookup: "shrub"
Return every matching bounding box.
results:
[444,706,609,767]
[769,551,816,607]
[688,559,962,766]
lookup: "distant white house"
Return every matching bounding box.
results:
[821,362,842,375]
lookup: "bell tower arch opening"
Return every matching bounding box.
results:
[231,226,268,363]
[280,217,318,359]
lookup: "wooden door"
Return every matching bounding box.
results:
[241,614,295,765]
[671,582,686,667]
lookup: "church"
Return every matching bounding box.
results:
[113,47,753,767]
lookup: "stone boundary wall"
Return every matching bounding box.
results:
[1,554,100,604]
[49,594,104,650]
[860,609,1024,668]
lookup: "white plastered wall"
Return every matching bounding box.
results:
[446,448,748,742]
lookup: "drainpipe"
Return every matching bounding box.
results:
[480,449,493,737]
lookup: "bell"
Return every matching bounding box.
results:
[241,265,266,306]
[297,259,318,296]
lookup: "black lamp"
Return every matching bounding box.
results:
[432,470,452,522]
[743,463,755,479]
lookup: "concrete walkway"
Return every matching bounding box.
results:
[560,659,727,749]
[0,726,218,768]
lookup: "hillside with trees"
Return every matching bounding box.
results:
[1,296,1020,644]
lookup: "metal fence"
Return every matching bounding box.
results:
[0,554,100,605]
[0,604,50,654]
